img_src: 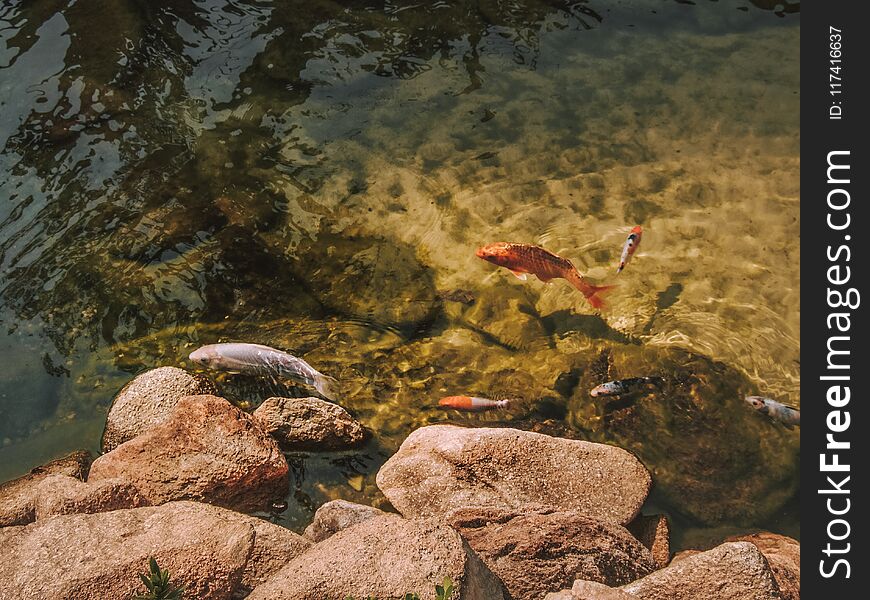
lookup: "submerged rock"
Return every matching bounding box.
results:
[461,285,549,350]
[349,327,559,441]
[0,342,63,443]
[724,532,799,600]
[0,501,254,599]
[447,506,656,600]
[303,499,387,542]
[289,232,441,333]
[252,396,367,450]
[101,366,217,452]
[376,425,650,525]
[619,542,782,600]
[247,513,507,600]
[89,395,288,512]
[0,450,92,527]
[626,514,671,568]
[566,346,799,525]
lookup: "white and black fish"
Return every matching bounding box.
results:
[745,396,800,429]
[189,342,338,401]
[617,225,643,274]
[590,376,664,397]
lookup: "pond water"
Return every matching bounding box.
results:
[0,0,799,550]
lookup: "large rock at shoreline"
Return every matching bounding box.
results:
[725,532,799,600]
[253,396,367,450]
[303,499,387,542]
[101,366,217,452]
[89,395,288,512]
[0,450,92,527]
[239,519,313,596]
[247,513,508,600]
[376,426,651,525]
[619,542,782,600]
[33,474,147,519]
[0,502,254,599]
[546,581,636,600]
[447,507,656,600]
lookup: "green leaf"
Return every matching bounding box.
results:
[434,576,454,600]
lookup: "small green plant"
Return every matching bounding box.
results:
[434,577,454,600]
[133,557,185,600]
[342,576,453,600]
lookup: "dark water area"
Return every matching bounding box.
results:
[0,0,799,549]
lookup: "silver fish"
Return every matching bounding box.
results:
[745,396,800,428]
[590,376,664,397]
[189,343,338,401]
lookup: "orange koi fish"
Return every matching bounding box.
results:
[617,226,642,273]
[438,396,511,412]
[476,242,615,309]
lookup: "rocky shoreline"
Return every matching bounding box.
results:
[0,367,799,599]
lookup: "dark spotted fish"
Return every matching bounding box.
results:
[745,396,800,428]
[476,242,615,309]
[590,376,665,397]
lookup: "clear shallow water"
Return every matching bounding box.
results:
[0,0,799,548]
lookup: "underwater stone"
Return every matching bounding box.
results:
[288,232,441,333]
[376,425,651,525]
[247,514,507,600]
[0,346,63,443]
[253,397,367,451]
[101,366,218,452]
[447,506,656,600]
[462,284,549,350]
[89,395,288,512]
[566,345,799,526]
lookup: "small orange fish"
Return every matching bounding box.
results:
[617,226,642,274]
[476,242,615,309]
[438,396,511,411]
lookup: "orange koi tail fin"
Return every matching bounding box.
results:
[583,283,616,310]
[566,269,616,309]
